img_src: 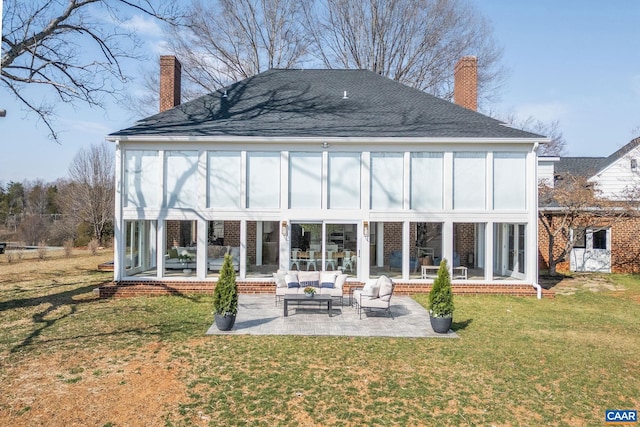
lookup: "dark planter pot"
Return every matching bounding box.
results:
[214,313,236,331]
[430,315,452,334]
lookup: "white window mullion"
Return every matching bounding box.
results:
[322,151,329,209]
[403,152,410,210]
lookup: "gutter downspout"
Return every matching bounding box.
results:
[532,282,542,299]
[533,141,542,300]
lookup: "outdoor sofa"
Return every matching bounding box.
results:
[273,270,349,305]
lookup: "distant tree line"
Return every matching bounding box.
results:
[0,143,114,247]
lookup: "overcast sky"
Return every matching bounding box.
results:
[1,0,639,183]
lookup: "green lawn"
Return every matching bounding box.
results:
[1,252,639,425]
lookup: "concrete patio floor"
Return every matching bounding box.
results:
[206,295,457,338]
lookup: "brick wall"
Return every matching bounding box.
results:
[99,280,553,298]
[225,221,241,247]
[454,223,475,267]
[166,221,182,248]
[383,222,403,266]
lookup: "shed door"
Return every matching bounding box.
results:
[570,228,611,272]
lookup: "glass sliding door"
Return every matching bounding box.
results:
[290,222,322,271]
[325,223,357,272]
[369,221,403,279]
[124,220,157,277]
[164,220,198,277]
[493,223,526,280]
[246,221,280,278]
[453,222,485,280]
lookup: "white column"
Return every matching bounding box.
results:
[240,220,247,279]
[113,141,123,281]
[157,220,165,278]
[402,220,410,280]
[442,220,453,272]
[485,221,494,281]
[197,219,207,278]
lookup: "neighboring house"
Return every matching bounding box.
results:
[105,56,547,296]
[538,137,640,273]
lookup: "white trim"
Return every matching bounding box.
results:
[114,140,123,281]
[108,135,549,144]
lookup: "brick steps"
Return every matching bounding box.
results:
[98,281,553,299]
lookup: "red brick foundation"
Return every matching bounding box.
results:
[98,281,553,298]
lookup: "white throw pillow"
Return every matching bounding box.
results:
[361,278,380,300]
[334,274,349,290]
[273,272,287,288]
[320,272,337,289]
[377,275,394,302]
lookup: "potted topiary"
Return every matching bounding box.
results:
[213,253,238,331]
[428,259,454,333]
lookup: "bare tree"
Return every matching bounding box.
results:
[133,0,504,115]
[60,142,114,246]
[518,117,566,156]
[304,0,505,103]
[1,0,183,142]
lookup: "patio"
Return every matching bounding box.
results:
[206,295,458,338]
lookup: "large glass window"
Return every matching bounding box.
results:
[246,221,280,278]
[454,152,486,210]
[328,153,361,209]
[289,152,322,209]
[494,153,526,210]
[124,220,157,276]
[206,221,241,278]
[411,153,443,210]
[165,151,198,208]
[247,152,280,208]
[164,220,198,277]
[124,150,160,208]
[413,222,443,279]
[369,221,404,279]
[453,222,485,280]
[371,153,403,209]
[208,151,241,208]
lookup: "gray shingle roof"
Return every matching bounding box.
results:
[111,69,544,139]
[555,157,607,179]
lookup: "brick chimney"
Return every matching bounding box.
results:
[454,56,477,111]
[159,55,181,112]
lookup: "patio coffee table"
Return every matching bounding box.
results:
[283,294,333,317]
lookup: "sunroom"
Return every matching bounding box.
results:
[110,58,545,288]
